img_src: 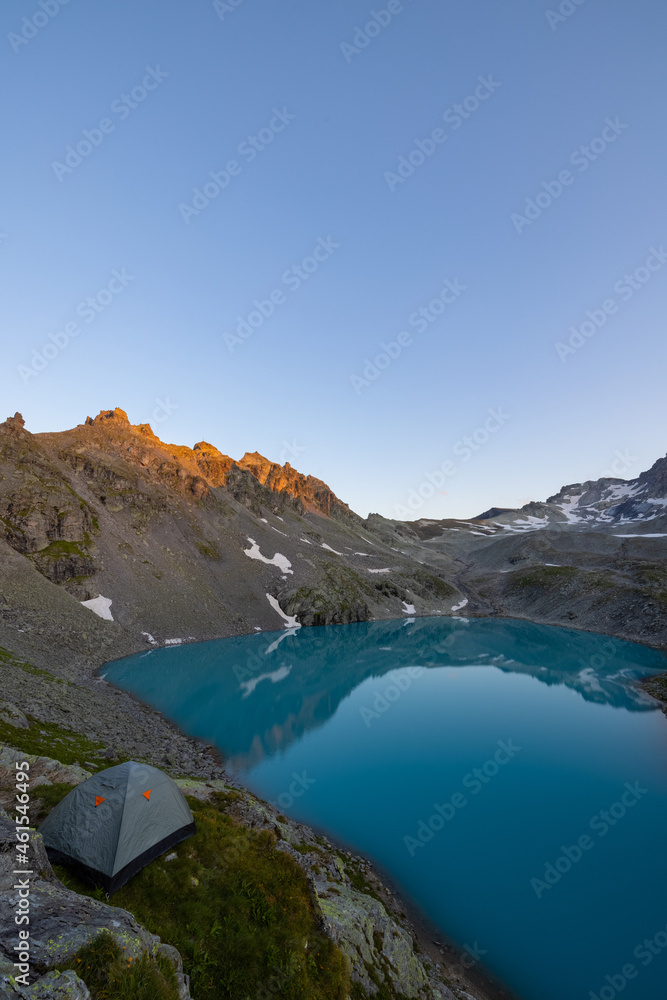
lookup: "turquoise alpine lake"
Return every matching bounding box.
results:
[105,618,667,1000]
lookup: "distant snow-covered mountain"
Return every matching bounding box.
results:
[475,453,667,533]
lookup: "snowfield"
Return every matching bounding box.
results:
[81,595,114,621]
[266,594,301,629]
[244,538,293,574]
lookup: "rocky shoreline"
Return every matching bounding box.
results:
[89,621,667,1000]
[639,673,667,714]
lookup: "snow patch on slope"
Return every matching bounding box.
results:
[266,594,301,629]
[81,595,114,621]
[244,538,293,574]
[615,533,667,538]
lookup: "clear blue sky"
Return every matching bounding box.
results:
[1,0,665,518]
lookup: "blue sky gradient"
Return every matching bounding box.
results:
[1,0,665,518]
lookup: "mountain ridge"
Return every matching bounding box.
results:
[468,453,667,532]
[43,406,357,523]
[12,406,667,531]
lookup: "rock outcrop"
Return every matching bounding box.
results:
[236,451,362,525]
[0,965,92,999]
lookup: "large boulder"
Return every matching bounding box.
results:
[0,747,92,788]
[0,810,159,966]
[0,748,92,816]
[315,877,442,998]
[18,970,90,999]
[0,706,29,732]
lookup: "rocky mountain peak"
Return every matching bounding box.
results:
[85,407,130,426]
[235,452,361,525]
[637,452,667,498]
[193,441,230,462]
[192,442,235,487]
[475,506,517,521]
[238,452,274,476]
[136,423,159,440]
[2,413,25,432]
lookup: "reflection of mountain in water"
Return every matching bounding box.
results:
[106,618,667,771]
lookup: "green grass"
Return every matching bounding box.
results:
[291,841,326,857]
[0,515,25,536]
[287,565,374,625]
[585,573,616,589]
[19,664,65,681]
[196,540,221,560]
[624,562,667,599]
[56,931,180,1000]
[409,571,457,600]
[49,793,350,999]
[343,858,384,906]
[511,565,616,592]
[638,567,667,585]
[512,566,578,588]
[374,581,409,601]
[0,715,127,772]
[1,649,118,768]
[0,646,58,680]
[35,540,88,559]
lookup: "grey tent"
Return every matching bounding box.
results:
[39,761,196,894]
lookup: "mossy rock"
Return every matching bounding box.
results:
[282,565,374,626]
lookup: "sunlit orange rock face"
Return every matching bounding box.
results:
[192,442,235,488]
[236,452,357,522]
[18,408,357,523]
[79,411,357,520]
